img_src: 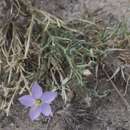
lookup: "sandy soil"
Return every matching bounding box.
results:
[33,0,130,25]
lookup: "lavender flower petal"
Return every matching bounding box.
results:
[18,95,34,107]
[31,82,43,99]
[41,103,53,116]
[29,106,42,121]
[41,91,57,104]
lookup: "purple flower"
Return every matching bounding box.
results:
[18,82,57,121]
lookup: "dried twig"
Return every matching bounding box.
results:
[124,76,130,96]
[103,66,130,110]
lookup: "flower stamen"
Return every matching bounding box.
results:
[35,99,42,106]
